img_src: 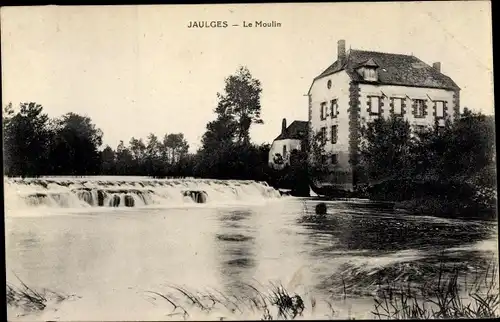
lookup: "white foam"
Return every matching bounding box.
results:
[4,176,282,215]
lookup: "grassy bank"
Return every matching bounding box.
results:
[7,263,499,320]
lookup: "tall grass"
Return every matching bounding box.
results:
[143,281,309,320]
[6,262,499,320]
[6,273,69,313]
[371,260,499,319]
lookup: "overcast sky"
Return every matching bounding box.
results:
[1,2,493,152]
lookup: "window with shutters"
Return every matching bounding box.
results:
[330,99,339,118]
[320,102,327,120]
[413,99,426,118]
[331,125,338,144]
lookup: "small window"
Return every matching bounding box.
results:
[330,99,338,118]
[331,154,338,165]
[364,68,377,81]
[393,98,403,115]
[327,80,332,89]
[414,99,426,118]
[369,96,380,115]
[320,102,327,120]
[435,101,445,118]
[283,145,287,158]
[331,125,338,144]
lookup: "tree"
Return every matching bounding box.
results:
[414,109,496,182]
[100,145,116,175]
[162,133,189,164]
[49,113,103,175]
[3,102,52,176]
[215,66,263,143]
[129,137,146,174]
[115,141,134,175]
[359,116,415,183]
[144,133,164,176]
[306,130,331,179]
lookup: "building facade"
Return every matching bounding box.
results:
[268,118,308,169]
[308,39,461,190]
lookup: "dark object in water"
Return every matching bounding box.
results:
[182,190,208,203]
[124,195,135,207]
[315,203,327,215]
[97,190,105,207]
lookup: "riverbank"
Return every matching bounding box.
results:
[395,197,497,221]
[327,178,498,221]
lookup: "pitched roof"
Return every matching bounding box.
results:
[313,49,460,90]
[274,120,308,141]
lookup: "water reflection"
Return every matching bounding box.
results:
[215,209,257,295]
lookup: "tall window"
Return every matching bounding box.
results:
[369,96,380,115]
[331,125,338,144]
[282,145,287,158]
[320,102,327,120]
[392,98,403,115]
[320,127,327,143]
[435,101,445,118]
[413,99,426,118]
[330,99,338,118]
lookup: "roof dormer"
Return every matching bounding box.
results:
[356,58,379,82]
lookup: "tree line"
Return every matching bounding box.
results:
[2,66,273,180]
[357,110,496,216]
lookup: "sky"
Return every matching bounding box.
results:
[1,2,494,152]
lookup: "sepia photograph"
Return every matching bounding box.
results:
[2,1,497,320]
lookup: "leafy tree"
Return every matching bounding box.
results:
[115,140,134,175]
[414,109,496,182]
[144,133,165,176]
[215,66,263,143]
[100,145,116,175]
[359,116,415,183]
[48,113,103,175]
[3,102,52,176]
[162,133,189,164]
[129,137,146,174]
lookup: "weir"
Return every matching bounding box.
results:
[4,177,281,209]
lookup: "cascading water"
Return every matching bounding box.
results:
[4,176,282,210]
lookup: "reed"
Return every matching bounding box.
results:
[6,262,499,320]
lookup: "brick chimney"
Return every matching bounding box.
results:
[281,118,287,135]
[432,62,441,73]
[338,39,346,63]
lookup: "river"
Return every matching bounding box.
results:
[4,177,498,320]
